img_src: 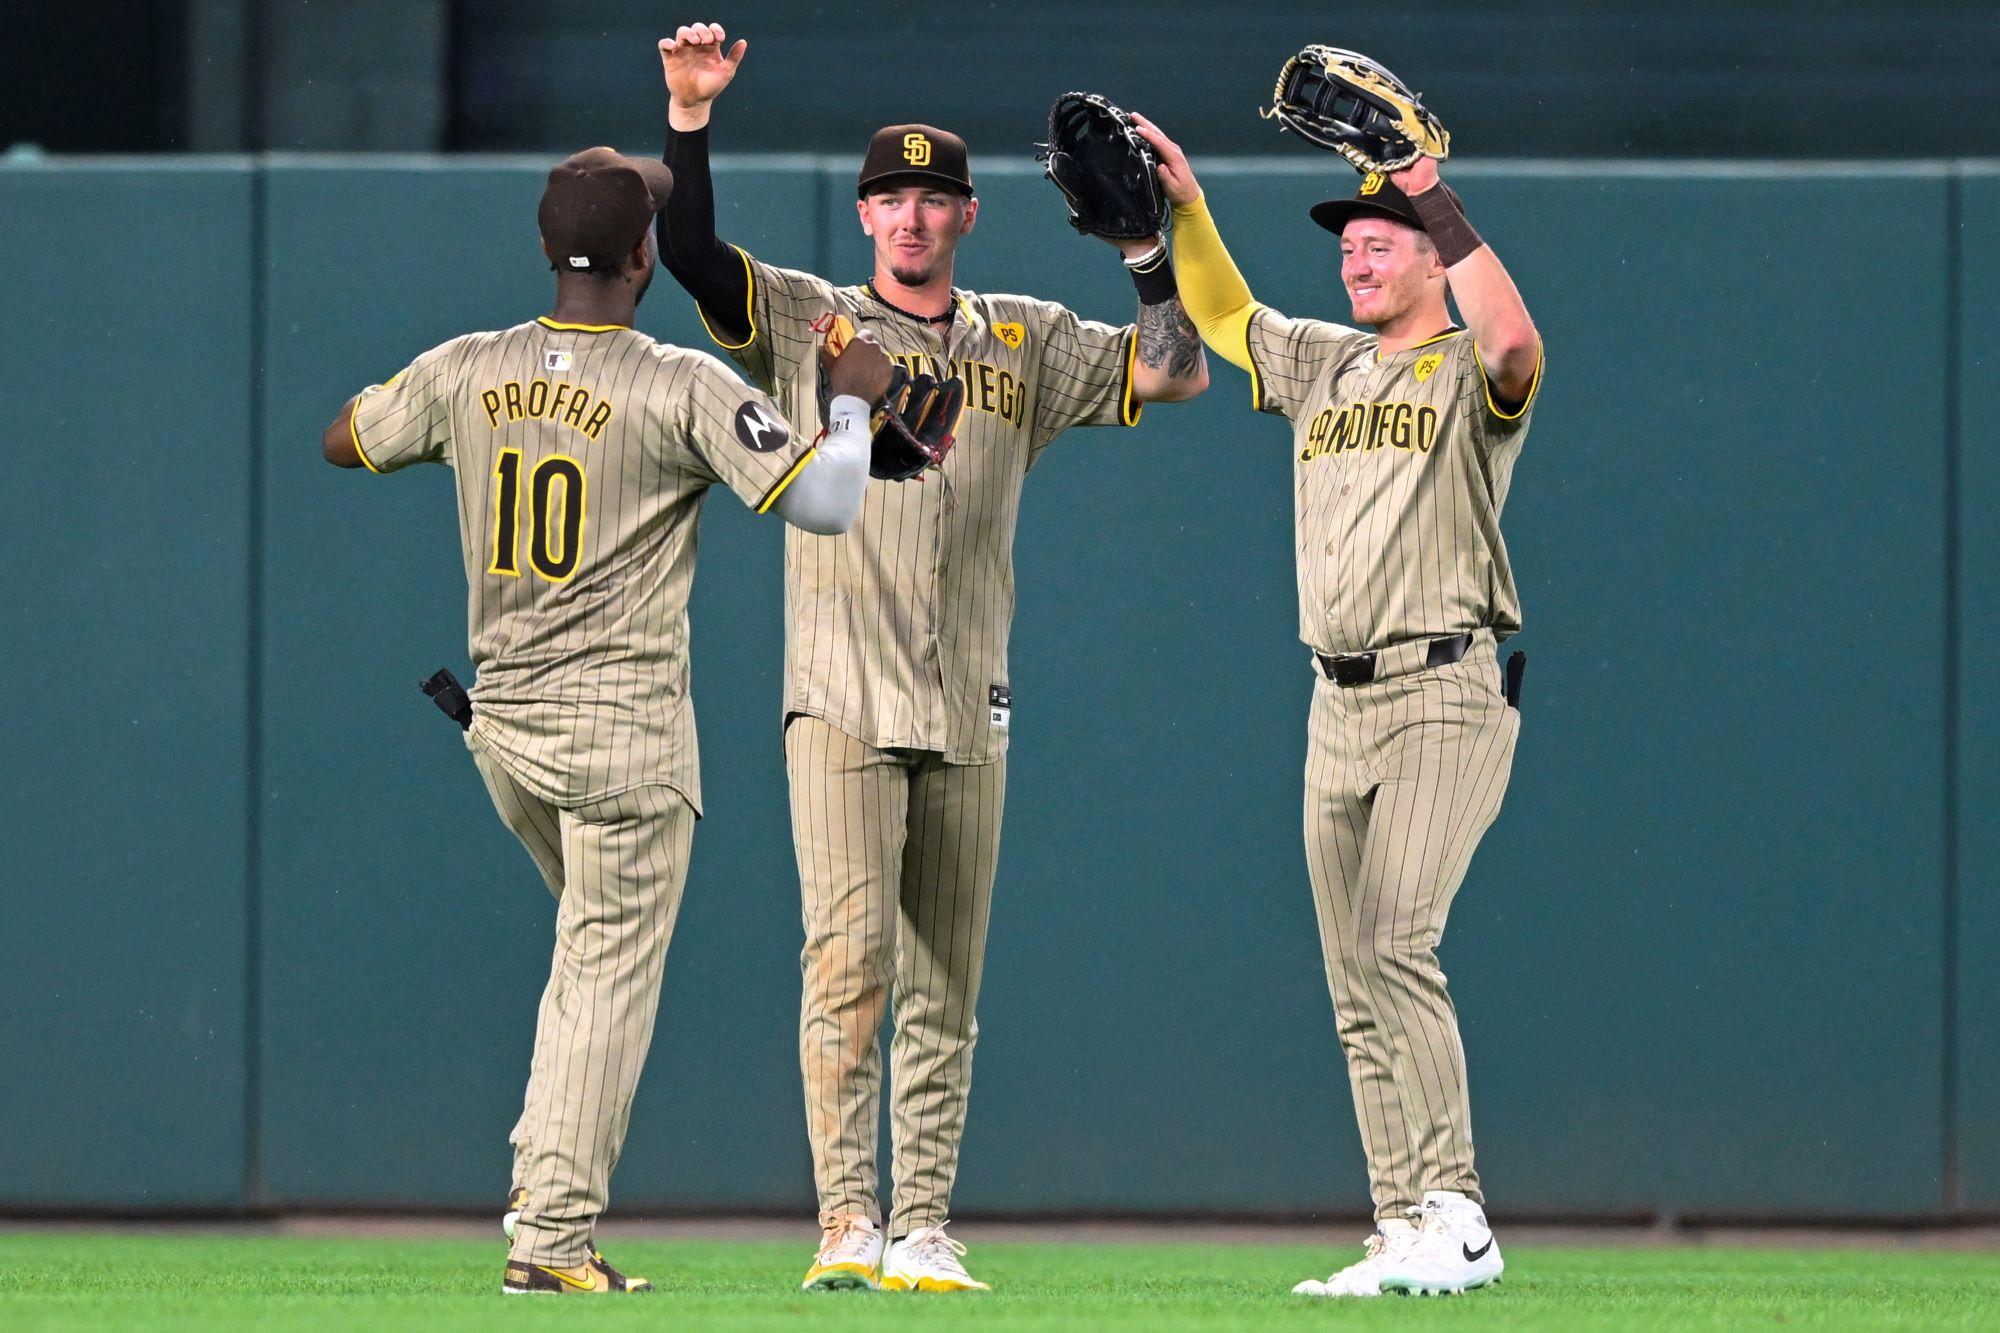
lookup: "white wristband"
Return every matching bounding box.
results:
[1122,239,1169,270]
[827,393,871,437]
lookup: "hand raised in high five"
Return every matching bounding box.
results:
[1126,112,1200,208]
[661,22,746,128]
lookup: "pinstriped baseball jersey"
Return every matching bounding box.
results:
[706,248,1140,762]
[350,316,816,809]
[1246,309,1540,655]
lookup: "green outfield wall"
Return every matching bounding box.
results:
[0,157,1987,1220]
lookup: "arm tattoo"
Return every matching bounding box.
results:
[1137,297,1203,380]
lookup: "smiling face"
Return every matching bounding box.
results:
[1339,216,1445,330]
[857,181,977,288]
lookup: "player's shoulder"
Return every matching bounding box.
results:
[381,326,514,385]
[964,290,1129,344]
[637,339,763,394]
[743,251,847,301]
[1255,305,1369,347]
[965,290,1066,326]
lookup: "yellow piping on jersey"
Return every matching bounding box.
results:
[536,316,629,332]
[349,392,383,473]
[756,445,818,514]
[1119,328,1143,427]
[1478,340,1543,420]
[1245,306,1267,413]
[697,245,759,352]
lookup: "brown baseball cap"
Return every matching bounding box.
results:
[1309,170,1424,237]
[857,124,973,198]
[538,147,674,272]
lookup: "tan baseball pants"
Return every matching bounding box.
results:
[784,716,1005,1236]
[1303,631,1519,1221]
[472,742,695,1266]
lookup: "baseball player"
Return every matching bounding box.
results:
[1131,111,1541,1297]
[656,23,1209,1293]
[321,147,897,1294]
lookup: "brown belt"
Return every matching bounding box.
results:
[1316,632,1474,687]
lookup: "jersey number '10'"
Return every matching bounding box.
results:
[489,449,586,582]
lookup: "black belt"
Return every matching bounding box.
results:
[1316,632,1474,687]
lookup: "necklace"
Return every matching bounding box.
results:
[866,283,956,327]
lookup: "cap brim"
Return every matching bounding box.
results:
[617,155,674,210]
[1310,198,1421,236]
[858,169,974,198]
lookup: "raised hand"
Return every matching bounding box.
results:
[1127,111,1201,207]
[1390,155,1440,197]
[660,22,746,112]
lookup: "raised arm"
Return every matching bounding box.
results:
[657,23,753,343]
[1098,110,1207,404]
[1119,237,1207,403]
[1128,113,1258,373]
[1391,157,1540,407]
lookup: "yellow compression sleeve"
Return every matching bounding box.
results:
[1170,194,1258,372]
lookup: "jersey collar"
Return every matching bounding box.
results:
[537,315,630,333]
[1374,325,1463,362]
[862,283,961,330]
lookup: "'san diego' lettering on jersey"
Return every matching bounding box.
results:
[480,378,615,441]
[1300,399,1440,460]
[890,352,1027,428]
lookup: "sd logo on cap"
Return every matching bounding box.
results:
[858,123,973,198]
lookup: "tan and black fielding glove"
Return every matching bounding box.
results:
[815,314,964,481]
[1262,46,1450,174]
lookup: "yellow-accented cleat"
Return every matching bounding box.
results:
[501,1246,652,1294]
[801,1210,883,1291]
[881,1223,989,1292]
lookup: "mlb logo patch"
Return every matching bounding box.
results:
[545,351,572,373]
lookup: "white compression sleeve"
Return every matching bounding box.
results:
[771,394,871,535]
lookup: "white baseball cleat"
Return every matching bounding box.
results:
[881,1223,989,1292]
[801,1211,883,1291]
[1291,1217,1418,1297]
[1377,1190,1504,1296]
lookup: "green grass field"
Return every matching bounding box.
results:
[2,1233,1998,1331]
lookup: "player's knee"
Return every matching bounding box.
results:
[1344,930,1438,991]
[1333,1006,1377,1048]
[799,936,893,1002]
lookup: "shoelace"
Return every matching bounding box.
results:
[817,1211,876,1262]
[900,1224,970,1271]
[1337,1229,1406,1276]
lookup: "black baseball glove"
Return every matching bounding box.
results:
[869,364,964,481]
[1036,92,1168,241]
[1261,46,1449,174]
[813,313,964,481]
